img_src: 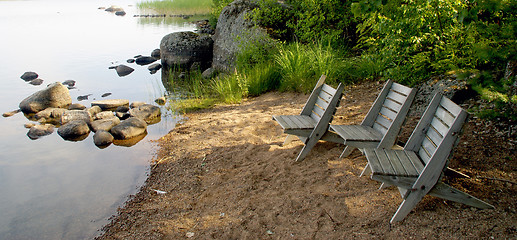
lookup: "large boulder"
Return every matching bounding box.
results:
[19,82,72,113]
[212,0,268,72]
[57,120,91,140]
[160,31,213,71]
[110,117,147,139]
[128,104,161,124]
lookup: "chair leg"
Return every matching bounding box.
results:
[359,163,371,177]
[390,190,426,223]
[339,146,356,158]
[295,137,320,162]
[283,135,298,146]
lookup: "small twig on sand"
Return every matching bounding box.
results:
[152,156,172,170]
[477,176,517,185]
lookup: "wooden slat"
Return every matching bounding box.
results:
[395,151,420,176]
[365,148,383,174]
[387,90,407,105]
[380,106,398,121]
[385,150,408,176]
[376,149,396,175]
[321,84,337,96]
[353,125,382,141]
[435,106,456,127]
[421,136,437,158]
[315,97,330,110]
[318,89,333,102]
[335,125,363,140]
[375,113,393,129]
[418,146,431,164]
[312,104,325,118]
[373,122,388,135]
[440,96,463,116]
[404,151,425,174]
[390,82,413,95]
[383,98,402,113]
[331,125,382,141]
[430,117,449,137]
[310,112,321,122]
[426,125,443,147]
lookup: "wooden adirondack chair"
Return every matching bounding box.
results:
[272,75,345,162]
[363,93,494,223]
[329,80,416,158]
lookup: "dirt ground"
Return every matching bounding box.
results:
[99,80,516,239]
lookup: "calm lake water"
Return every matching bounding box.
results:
[0,0,195,238]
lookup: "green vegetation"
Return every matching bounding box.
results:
[137,0,212,15]
[167,0,516,121]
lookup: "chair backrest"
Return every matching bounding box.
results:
[361,80,416,148]
[300,75,342,122]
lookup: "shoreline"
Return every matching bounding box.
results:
[98,81,516,239]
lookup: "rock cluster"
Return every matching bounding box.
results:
[5,82,162,148]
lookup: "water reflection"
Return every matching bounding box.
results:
[0,0,194,238]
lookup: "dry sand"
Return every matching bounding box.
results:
[99,81,516,239]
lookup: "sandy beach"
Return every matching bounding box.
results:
[99,80,516,239]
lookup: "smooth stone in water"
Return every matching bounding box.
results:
[77,94,92,101]
[110,117,147,139]
[130,101,146,109]
[115,64,134,77]
[91,99,129,110]
[2,109,21,117]
[29,78,44,85]
[115,11,126,16]
[61,110,92,125]
[27,124,54,140]
[34,108,67,122]
[151,48,161,59]
[87,105,102,116]
[135,56,157,66]
[20,71,38,81]
[24,123,36,128]
[127,59,135,63]
[101,93,112,98]
[91,117,120,132]
[19,82,72,113]
[94,130,114,148]
[148,63,162,71]
[94,111,116,120]
[62,80,76,87]
[129,104,161,123]
[69,103,86,110]
[57,120,90,140]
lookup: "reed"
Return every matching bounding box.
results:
[137,0,212,15]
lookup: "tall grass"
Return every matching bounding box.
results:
[137,0,212,15]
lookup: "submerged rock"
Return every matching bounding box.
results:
[19,82,72,113]
[115,64,134,77]
[148,63,162,71]
[110,117,147,139]
[29,78,44,85]
[20,71,38,81]
[34,107,67,123]
[151,48,161,59]
[27,124,54,140]
[57,120,90,140]
[62,80,76,87]
[69,103,86,110]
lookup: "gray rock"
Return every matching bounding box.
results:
[21,71,38,81]
[2,109,21,118]
[116,105,130,112]
[148,63,162,71]
[151,48,161,59]
[115,11,126,16]
[110,117,147,139]
[34,108,67,122]
[129,104,161,123]
[136,56,157,66]
[87,105,102,116]
[27,124,54,140]
[69,103,86,110]
[202,67,217,79]
[115,64,134,77]
[91,117,121,132]
[29,78,44,85]
[155,97,166,105]
[57,120,90,140]
[212,0,269,72]
[130,101,146,109]
[101,93,112,98]
[19,82,72,113]
[61,110,92,125]
[62,80,76,87]
[105,5,123,12]
[91,99,129,110]
[77,94,92,101]
[160,31,213,71]
[115,111,130,119]
[127,59,135,63]
[94,111,116,120]
[93,130,114,147]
